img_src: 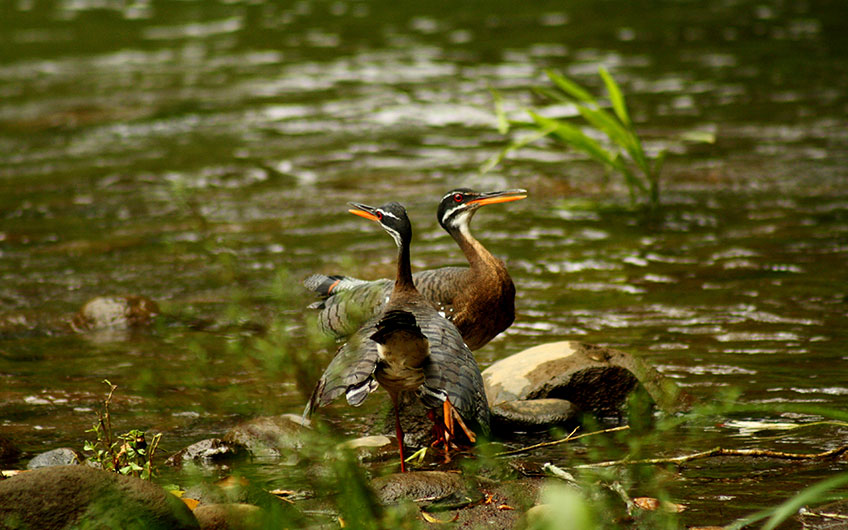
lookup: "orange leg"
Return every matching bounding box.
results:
[391,393,406,473]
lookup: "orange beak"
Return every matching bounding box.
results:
[467,189,527,207]
[349,209,379,221]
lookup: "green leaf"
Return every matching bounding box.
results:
[545,69,595,103]
[480,125,555,174]
[490,88,510,135]
[599,67,631,127]
[528,111,624,173]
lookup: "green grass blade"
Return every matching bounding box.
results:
[599,67,631,127]
[545,68,595,103]
[489,87,510,135]
[532,85,572,103]
[528,111,624,173]
[480,125,555,174]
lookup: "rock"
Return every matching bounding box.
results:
[222,414,310,460]
[0,464,198,529]
[166,438,246,467]
[194,503,262,530]
[483,341,693,416]
[491,398,580,432]
[27,447,82,469]
[337,435,397,463]
[71,295,159,332]
[183,477,304,526]
[371,471,474,507]
[0,435,21,466]
[447,477,543,529]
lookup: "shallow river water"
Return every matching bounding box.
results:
[2,0,847,526]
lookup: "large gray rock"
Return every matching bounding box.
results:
[483,341,693,416]
[222,414,310,460]
[166,438,246,467]
[0,465,198,529]
[27,447,82,469]
[491,398,580,432]
[371,471,475,507]
[71,295,159,332]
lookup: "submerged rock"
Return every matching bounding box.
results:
[71,295,159,332]
[193,503,262,530]
[371,470,475,507]
[0,464,198,529]
[483,341,693,416]
[166,438,246,467]
[183,476,304,527]
[27,447,82,469]
[491,398,580,432]
[222,414,310,460]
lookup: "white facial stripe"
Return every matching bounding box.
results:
[384,227,403,247]
[379,210,401,221]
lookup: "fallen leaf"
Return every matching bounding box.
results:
[181,498,200,511]
[484,493,495,505]
[421,511,459,524]
[498,504,515,511]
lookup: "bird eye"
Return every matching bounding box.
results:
[453,193,463,202]
[376,211,383,220]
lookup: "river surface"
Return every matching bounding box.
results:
[2,0,847,526]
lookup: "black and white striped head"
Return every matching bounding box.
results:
[348,201,411,249]
[436,188,527,235]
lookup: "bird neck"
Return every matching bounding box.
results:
[394,238,415,292]
[450,221,493,271]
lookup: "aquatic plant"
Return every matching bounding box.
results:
[485,67,714,209]
[83,380,162,480]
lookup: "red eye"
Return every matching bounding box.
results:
[453,193,463,202]
[376,211,383,220]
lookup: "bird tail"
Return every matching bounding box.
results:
[370,310,426,345]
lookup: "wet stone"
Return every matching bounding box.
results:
[183,476,298,518]
[71,295,159,332]
[337,435,397,463]
[222,414,310,459]
[371,470,473,506]
[483,341,694,416]
[194,503,262,530]
[0,465,198,529]
[491,398,581,433]
[166,438,246,467]
[27,447,82,469]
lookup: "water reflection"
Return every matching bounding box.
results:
[1,0,847,524]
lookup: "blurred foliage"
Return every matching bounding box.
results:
[485,67,715,209]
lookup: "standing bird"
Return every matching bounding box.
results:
[304,202,490,472]
[304,188,527,350]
